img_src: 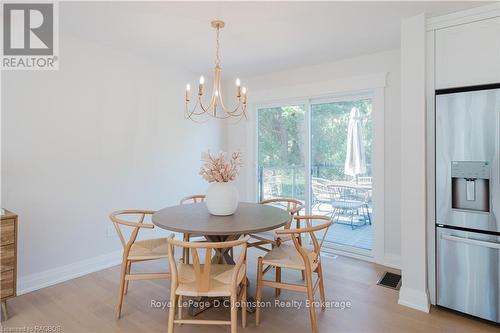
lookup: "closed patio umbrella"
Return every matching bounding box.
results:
[344,107,366,182]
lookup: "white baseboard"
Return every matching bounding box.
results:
[382,253,401,270]
[322,247,374,263]
[322,247,402,271]
[17,250,122,295]
[398,286,431,313]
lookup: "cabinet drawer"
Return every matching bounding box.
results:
[0,219,15,246]
[0,269,14,299]
[0,244,15,272]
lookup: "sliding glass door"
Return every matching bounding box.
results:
[257,95,374,256]
[310,98,373,254]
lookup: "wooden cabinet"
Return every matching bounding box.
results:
[1,210,17,320]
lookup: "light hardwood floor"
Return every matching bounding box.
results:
[3,252,499,333]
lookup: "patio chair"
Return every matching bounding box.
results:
[357,176,372,187]
[329,185,371,229]
[311,178,333,211]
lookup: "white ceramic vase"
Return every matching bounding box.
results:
[206,181,239,216]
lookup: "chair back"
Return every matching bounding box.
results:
[276,215,332,269]
[260,197,304,216]
[312,179,333,201]
[180,194,206,205]
[109,210,156,250]
[357,176,372,187]
[166,235,250,293]
[329,185,368,203]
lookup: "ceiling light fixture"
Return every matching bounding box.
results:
[184,20,247,122]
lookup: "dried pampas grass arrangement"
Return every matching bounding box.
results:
[200,150,242,183]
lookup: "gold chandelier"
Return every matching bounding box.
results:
[184,20,247,122]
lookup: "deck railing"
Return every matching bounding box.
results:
[257,164,372,201]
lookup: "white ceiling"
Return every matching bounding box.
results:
[62,1,488,77]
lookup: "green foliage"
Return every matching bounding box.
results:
[311,99,372,180]
[257,105,305,168]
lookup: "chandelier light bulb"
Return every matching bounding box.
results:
[185,84,191,102]
[215,90,219,97]
[199,76,205,85]
[236,78,241,87]
[242,87,247,104]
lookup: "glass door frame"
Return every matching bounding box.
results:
[308,92,374,257]
[252,85,385,263]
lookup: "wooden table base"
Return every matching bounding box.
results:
[205,235,239,265]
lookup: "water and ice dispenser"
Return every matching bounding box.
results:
[451,161,490,213]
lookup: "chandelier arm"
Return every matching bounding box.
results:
[186,110,212,123]
[189,95,246,118]
[186,100,213,122]
[189,106,246,120]
[215,80,244,115]
[198,96,213,114]
[214,68,229,112]
[210,65,223,116]
[221,106,243,116]
[213,67,246,116]
[211,106,246,119]
[186,99,209,117]
[212,113,233,120]
[208,104,244,120]
[220,101,246,116]
[212,85,246,118]
[237,112,247,123]
[226,110,247,125]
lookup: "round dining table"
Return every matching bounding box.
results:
[152,201,290,264]
[152,201,290,315]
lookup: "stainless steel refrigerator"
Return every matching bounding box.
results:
[436,83,500,323]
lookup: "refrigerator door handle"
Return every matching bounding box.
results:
[441,234,500,249]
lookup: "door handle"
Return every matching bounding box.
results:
[441,234,500,250]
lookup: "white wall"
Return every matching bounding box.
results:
[223,49,402,265]
[1,31,221,293]
[398,13,430,313]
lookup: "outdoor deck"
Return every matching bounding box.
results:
[313,203,373,250]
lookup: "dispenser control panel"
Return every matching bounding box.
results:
[451,161,490,179]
